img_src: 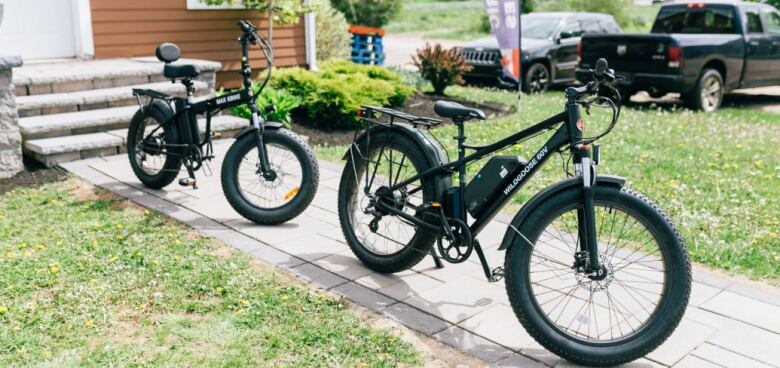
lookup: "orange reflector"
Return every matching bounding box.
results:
[284,187,300,201]
[431,202,441,207]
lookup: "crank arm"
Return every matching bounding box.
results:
[374,200,440,233]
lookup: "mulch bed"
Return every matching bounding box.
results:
[0,158,66,195]
[292,93,515,147]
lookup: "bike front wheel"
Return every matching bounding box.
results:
[221,128,318,225]
[504,185,690,366]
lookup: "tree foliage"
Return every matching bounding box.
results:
[329,0,401,28]
[201,0,310,25]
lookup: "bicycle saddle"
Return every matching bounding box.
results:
[434,100,486,121]
[155,42,201,79]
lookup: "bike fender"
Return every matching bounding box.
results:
[342,124,452,199]
[133,99,180,144]
[497,175,626,251]
[233,121,285,140]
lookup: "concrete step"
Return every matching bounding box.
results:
[19,105,138,140]
[16,80,210,118]
[25,115,247,167]
[12,58,221,96]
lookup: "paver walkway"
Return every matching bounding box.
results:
[62,139,780,368]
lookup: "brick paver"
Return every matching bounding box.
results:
[61,139,780,367]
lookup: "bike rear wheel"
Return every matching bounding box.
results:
[127,108,182,189]
[338,132,438,273]
[505,185,690,366]
[221,128,318,225]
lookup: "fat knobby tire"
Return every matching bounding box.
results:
[127,108,182,189]
[504,186,691,366]
[221,128,318,225]
[338,132,438,273]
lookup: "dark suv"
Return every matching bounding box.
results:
[461,12,622,93]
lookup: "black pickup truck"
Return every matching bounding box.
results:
[576,1,780,111]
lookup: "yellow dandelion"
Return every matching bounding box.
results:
[49,266,59,274]
[208,252,217,257]
[35,244,45,251]
[12,325,20,332]
[282,295,289,301]
[144,210,150,216]
[109,256,118,263]
[5,252,16,259]
[240,299,249,306]
[215,287,223,293]
[174,239,182,245]
[0,306,7,314]
[18,347,26,354]
[84,319,94,328]
[151,259,159,265]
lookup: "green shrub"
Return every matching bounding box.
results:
[330,0,401,28]
[313,0,351,61]
[271,60,414,130]
[227,84,301,127]
[412,43,471,95]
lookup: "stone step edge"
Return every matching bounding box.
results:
[12,58,222,87]
[19,105,139,137]
[16,80,210,111]
[24,115,248,167]
[24,115,247,156]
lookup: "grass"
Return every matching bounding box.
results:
[0,179,421,367]
[315,86,780,282]
[385,0,490,41]
[385,1,661,41]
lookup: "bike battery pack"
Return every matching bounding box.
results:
[465,155,527,217]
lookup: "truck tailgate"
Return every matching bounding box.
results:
[579,34,677,74]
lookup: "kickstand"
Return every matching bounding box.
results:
[430,248,445,269]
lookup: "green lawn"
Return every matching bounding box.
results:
[385,0,490,40]
[385,1,661,41]
[0,180,421,367]
[316,86,780,282]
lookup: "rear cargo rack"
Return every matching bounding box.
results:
[359,105,442,128]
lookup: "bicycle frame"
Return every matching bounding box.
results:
[367,86,603,275]
[133,30,276,181]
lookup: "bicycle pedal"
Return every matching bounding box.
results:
[488,266,504,282]
[178,178,197,188]
[212,132,223,139]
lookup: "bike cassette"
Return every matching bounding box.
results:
[437,218,474,263]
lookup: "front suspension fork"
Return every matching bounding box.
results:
[251,111,275,180]
[577,154,602,273]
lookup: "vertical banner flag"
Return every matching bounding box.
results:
[483,0,521,83]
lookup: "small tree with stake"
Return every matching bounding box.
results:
[412,43,472,96]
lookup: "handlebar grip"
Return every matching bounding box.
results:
[594,58,608,79]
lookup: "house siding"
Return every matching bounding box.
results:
[90,0,307,88]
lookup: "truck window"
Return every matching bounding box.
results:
[764,11,780,34]
[582,20,602,34]
[746,11,763,33]
[652,5,737,34]
[560,21,584,38]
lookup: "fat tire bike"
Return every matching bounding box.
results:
[337,59,691,366]
[127,20,318,225]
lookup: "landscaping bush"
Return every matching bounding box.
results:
[412,43,471,95]
[271,60,414,130]
[229,85,300,127]
[330,0,401,28]
[313,0,351,62]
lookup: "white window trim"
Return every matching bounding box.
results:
[186,0,244,10]
[72,0,94,59]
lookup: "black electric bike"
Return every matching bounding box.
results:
[127,20,318,225]
[338,59,690,366]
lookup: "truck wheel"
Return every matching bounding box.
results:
[685,69,723,112]
[523,63,550,94]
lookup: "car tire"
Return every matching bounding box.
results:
[523,62,551,94]
[685,69,724,112]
